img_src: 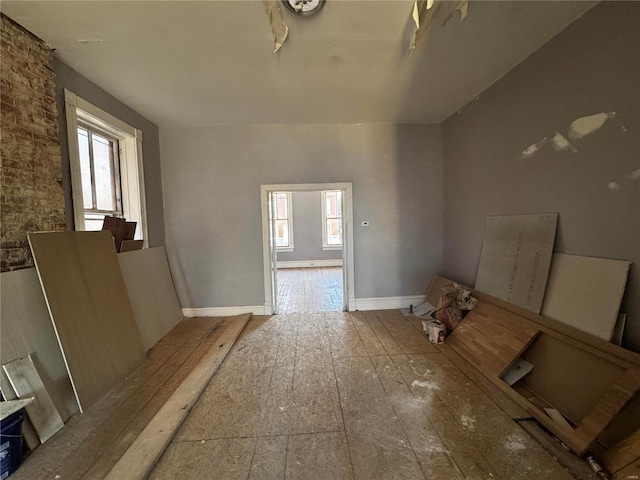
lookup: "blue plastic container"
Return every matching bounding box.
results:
[0,410,25,479]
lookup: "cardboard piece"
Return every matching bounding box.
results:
[612,313,627,346]
[2,354,64,443]
[475,213,558,313]
[541,254,631,341]
[28,231,146,412]
[120,240,144,252]
[102,216,126,251]
[118,247,184,351]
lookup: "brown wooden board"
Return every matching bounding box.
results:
[445,301,540,378]
[603,427,640,475]
[104,313,251,480]
[28,231,146,413]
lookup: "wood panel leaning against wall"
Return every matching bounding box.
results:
[0,13,66,271]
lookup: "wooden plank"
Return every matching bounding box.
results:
[614,459,640,480]
[0,268,77,420]
[0,398,34,421]
[541,253,631,341]
[2,354,64,443]
[118,247,183,351]
[446,301,540,377]
[28,231,146,412]
[603,425,640,474]
[475,213,557,313]
[104,313,251,480]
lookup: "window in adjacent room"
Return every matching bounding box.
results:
[322,190,343,249]
[65,89,147,244]
[273,192,293,251]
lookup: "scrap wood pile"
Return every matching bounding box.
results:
[409,212,638,480]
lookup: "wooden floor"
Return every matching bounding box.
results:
[13,311,575,480]
[277,267,343,313]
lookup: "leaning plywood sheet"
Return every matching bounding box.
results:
[475,213,557,313]
[118,247,183,351]
[105,314,252,480]
[28,231,146,412]
[2,354,64,442]
[541,253,631,341]
[0,268,77,420]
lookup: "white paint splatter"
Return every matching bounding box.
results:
[411,380,440,390]
[504,434,528,451]
[460,415,476,430]
[568,112,616,140]
[521,137,548,159]
[629,168,640,181]
[608,182,621,191]
[550,132,576,153]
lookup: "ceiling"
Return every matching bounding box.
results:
[1,1,596,127]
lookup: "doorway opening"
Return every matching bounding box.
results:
[261,183,355,315]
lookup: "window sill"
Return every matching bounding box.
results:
[277,247,294,253]
[322,246,343,251]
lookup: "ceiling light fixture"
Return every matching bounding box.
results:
[281,0,325,17]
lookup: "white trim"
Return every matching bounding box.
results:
[277,259,343,269]
[321,190,344,249]
[261,182,355,315]
[354,295,426,311]
[322,246,343,251]
[182,305,265,317]
[273,191,294,251]
[64,89,148,245]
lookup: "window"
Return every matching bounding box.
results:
[77,125,122,231]
[65,89,147,244]
[322,190,343,249]
[273,192,293,251]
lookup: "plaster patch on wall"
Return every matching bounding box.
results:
[568,112,616,140]
[550,132,576,153]
[521,137,548,159]
[264,0,289,53]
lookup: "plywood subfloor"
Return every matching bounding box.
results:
[13,311,576,480]
[154,311,573,479]
[277,267,343,313]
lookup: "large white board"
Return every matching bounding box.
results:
[541,253,631,341]
[28,231,146,412]
[475,213,558,313]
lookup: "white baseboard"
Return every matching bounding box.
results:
[354,295,426,311]
[277,259,342,269]
[182,305,265,317]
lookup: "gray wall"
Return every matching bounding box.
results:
[442,2,640,352]
[53,58,166,247]
[160,123,443,308]
[278,191,342,263]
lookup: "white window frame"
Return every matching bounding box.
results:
[273,191,294,252]
[321,190,343,250]
[64,89,148,246]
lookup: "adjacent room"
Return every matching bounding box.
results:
[1,1,639,479]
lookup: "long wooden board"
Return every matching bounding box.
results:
[118,247,183,351]
[28,231,146,412]
[2,354,64,443]
[445,301,540,377]
[104,313,252,480]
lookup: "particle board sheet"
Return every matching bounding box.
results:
[445,301,540,378]
[475,213,557,313]
[2,354,64,443]
[0,268,77,420]
[541,254,631,341]
[28,231,146,413]
[118,247,183,351]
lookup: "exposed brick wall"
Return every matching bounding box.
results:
[1,14,65,271]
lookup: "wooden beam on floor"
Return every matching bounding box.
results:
[104,313,252,480]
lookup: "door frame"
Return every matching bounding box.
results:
[260,182,355,315]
